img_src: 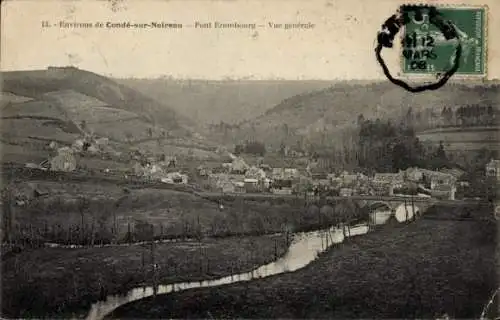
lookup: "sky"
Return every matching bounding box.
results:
[1,0,499,80]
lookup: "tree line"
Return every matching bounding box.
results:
[410,105,497,130]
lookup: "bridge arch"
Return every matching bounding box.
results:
[367,201,393,212]
[394,203,421,222]
[367,202,394,225]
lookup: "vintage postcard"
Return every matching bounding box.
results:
[1,0,499,319]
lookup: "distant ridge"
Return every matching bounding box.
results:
[222,80,500,148]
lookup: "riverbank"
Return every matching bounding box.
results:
[4,180,365,246]
[1,234,288,318]
[109,205,498,319]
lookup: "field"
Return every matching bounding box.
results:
[0,142,53,164]
[1,234,288,318]
[109,205,498,319]
[61,105,141,125]
[1,92,34,105]
[2,100,65,119]
[1,118,80,143]
[43,90,110,110]
[135,140,220,160]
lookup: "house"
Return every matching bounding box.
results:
[95,137,109,146]
[284,168,299,178]
[231,157,249,174]
[373,173,404,185]
[340,188,354,197]
[208,173,239,192]
[244,178,260,193]
[440,167,465,180]
[432,184,456,200]
[48,141,59,150]
[72,139,86,151]
[160,172,188,184]
[418,170,456,190]
[412,169,457,200]
[87,145,99,154]
[197,165,211,177]
[245,166,266,180]
[341,173,358,186]
[50,148,77,172]
[373,173,405,195]
[272,168,299,180]
[405,167,424,182]
[220,181,235,193]
[486,159,500,181]
[234,181,246,193]
[272,188,293,195]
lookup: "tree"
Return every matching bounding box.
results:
[245,141,266,156]
[1,186,14,243]
[427,141,449,169]
[282,123,289,137]
[279,142,286,156]
[357,114,365,126]
[77,197,90,243]
[234,144,244,155]
[124,131,133,143]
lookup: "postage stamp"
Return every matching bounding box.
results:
[401,5,487,76]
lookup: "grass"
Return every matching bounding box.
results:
[3,180,364,246]
[1,234,288,318]
[108,205,498,319]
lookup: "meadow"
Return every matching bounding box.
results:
[2,234,288,318]
[109,205,498,319]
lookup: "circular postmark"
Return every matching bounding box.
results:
[375,5,462,93]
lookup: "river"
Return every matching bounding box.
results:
[84,207,411,320]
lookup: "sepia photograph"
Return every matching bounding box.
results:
[1,0,499,319]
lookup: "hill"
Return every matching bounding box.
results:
[0,67,221,165]
[115,78,335,125]
[2,67,194,132]
[218,80,500,150]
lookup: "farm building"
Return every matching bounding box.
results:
[50,147,77,172]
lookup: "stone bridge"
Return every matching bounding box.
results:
[313,196,436,214]
[200,192,441,215]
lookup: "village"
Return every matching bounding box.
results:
[21,132,500,204]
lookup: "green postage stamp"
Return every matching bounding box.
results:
[401,6,487,76]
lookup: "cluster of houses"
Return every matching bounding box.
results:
[372,168,460,200]
[200,157,303,195]
[132,155,189,185]
[199,156,464,200]
[22,132,498,202]
[25,135,123,173]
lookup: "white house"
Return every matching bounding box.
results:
[486,159,500,181]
